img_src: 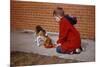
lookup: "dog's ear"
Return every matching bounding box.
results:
[35,25,43,34]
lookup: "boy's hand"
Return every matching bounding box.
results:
[55,43,61,47]
[57,43,61,46]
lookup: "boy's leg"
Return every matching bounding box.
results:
[56,46,82,54]
[56,46,63,53]
[56,46,73,54]
[36,36,41,46]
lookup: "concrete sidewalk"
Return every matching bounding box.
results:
[11,32,95,62]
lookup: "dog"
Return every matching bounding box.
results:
[35,25,55,48]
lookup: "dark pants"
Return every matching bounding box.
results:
[56,46,68,54]
[56,46,82,54]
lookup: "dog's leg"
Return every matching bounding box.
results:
[36,36,41,46]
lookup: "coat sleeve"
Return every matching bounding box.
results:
[57,18,70,44]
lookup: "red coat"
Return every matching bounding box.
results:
[57,17,81,52]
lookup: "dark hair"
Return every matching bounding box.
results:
[53,7,64,16]
[35,25,46,34]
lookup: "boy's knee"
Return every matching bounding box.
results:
[56,46,62,53]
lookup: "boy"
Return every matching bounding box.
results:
[53,7,82,54]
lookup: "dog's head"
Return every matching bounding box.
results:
[35,25,46,35]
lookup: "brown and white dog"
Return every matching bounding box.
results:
[35,25,55,48]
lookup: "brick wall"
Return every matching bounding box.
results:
[11,1,95,39]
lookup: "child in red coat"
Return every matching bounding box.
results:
[53,7,82,54]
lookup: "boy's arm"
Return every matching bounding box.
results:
[57,18,70,44]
